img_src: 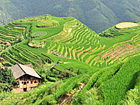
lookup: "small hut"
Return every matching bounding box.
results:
[11,63,41,93]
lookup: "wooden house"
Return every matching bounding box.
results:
[11,63,41,93]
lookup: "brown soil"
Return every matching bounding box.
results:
[82,52,89,61]
[65,28,72,37]
[132,34,138,39]
[104,44,138,62]
[72,25,77,27]
[73,50,76,59]
[102,45,106,49]
[69,48,72,59]
[63,28,67,32]
[42,45,45,48]
[116,47,137,59]
[75,47,84,52]
[102,44,131,58]
[88,47,97,54]
[65,47,68,57]
[0,33,14,38]
[14,27,26,29]
[87,34,140,65]
[58,90,75,105]
[28,43,34,47]
[58,82,86,105]
[86,56,92,63]
[87,55,99,64]
[77,47,91,61]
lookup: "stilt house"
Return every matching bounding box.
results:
[11,63,41,93]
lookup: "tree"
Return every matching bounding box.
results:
[0,67,18,92]
[0,67,17,87]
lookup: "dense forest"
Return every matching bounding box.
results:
[0,0,140,33]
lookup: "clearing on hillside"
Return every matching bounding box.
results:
[116,22,138,28]
[37,20,59,28]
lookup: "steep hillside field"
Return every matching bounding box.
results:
[0,15,140,105]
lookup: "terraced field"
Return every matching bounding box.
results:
[1,15,140,105]
[116,22,138,28]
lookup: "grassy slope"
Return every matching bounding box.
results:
[1,15,140,105]
[102,55,140,105]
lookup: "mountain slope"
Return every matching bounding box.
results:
[0,0,140,33]
[0,15,140,104]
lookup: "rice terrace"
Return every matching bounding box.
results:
[116,22,139,28]
[0,15,140,105]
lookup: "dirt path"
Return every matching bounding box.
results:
[58,82,86,105]
[59,91,75,105]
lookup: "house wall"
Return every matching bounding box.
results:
[13,75,40,93]
[12,88,23,93]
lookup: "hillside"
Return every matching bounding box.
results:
[0,15,140,105]
[0,0,140,33]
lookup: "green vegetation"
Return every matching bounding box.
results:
[1,15,140,105]
[0,67,17,92]
[102,55,140,105]
[37,20,59,28]
[31,32,47,38]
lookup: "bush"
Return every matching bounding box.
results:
[0,67,17,92]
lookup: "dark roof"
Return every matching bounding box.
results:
[11,64,41,79]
